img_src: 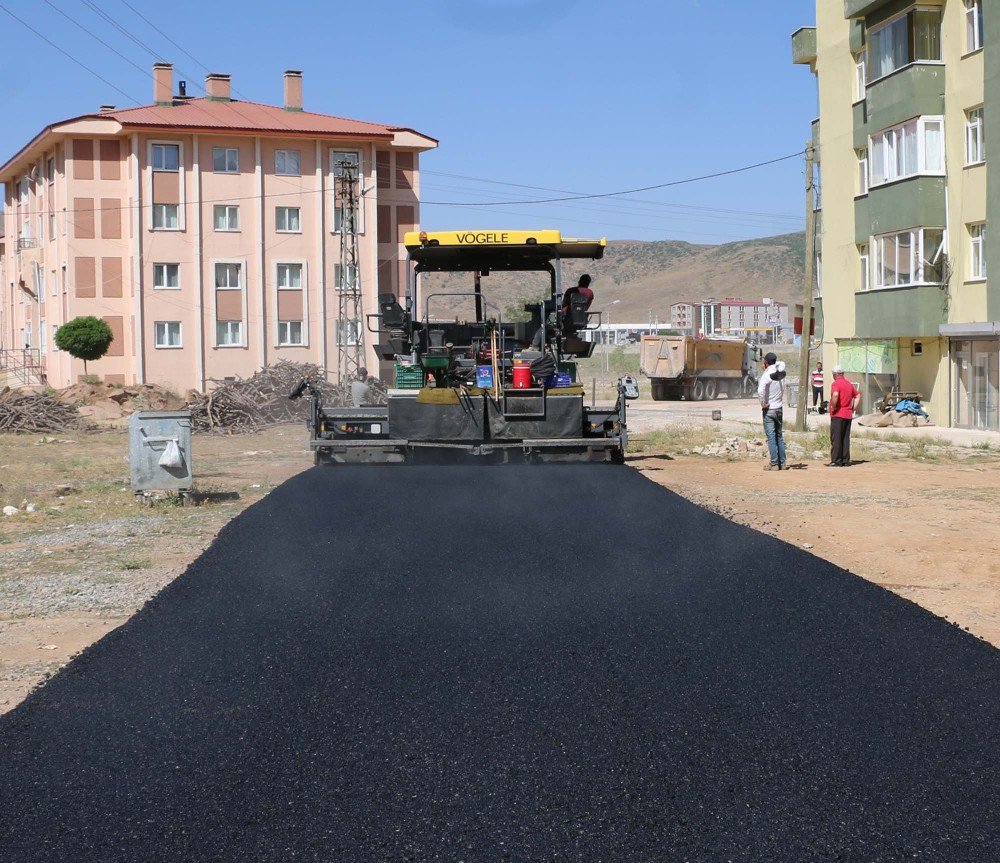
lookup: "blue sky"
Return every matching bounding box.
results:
[0,0,818,244]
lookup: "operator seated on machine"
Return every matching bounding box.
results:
[529,274,595,349]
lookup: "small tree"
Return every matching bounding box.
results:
[54,316,114,375]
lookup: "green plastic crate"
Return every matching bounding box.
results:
[394,363,425,389]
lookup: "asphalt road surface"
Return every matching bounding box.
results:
[2,465,999,861]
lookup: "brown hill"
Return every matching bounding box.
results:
[421,232,805,323]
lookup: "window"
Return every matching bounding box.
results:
[859,244,870,292]
[52,323,60,351]
[275,150,301,176]
[153,263,180,289]
[215,262,242,289]
[966,107,985,165]
[152,203,179,230]
[216,320,242,346]
[873,227,945,289]
[151,143,180,171]
[154,321,182,348]
[337,318,360,346]
[49,212,56,238]
[868,7,941,82]
[40,319,47,355]
[214,205,240,231]
[212,147,238,173]
[969,223,987,280]
[854,52,867,101]
[332,150,363,232]
[37,270,45,302]
[334,263,358,291]
[857,148,869,195]
[18,178,28,205]
[276,206,301,232]
[277,263,303,289]
[869,116,944,187]
[278,320,303,345]
[46,156,55,184]
[966,0,984,53]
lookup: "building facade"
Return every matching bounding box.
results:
[670,298,788,339]
[0,63,436,391]
[794,0,998,431]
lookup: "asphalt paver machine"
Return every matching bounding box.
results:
[292,229,638,464]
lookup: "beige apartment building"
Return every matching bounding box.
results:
[670,298,788,339]
[793,0,998,431]
[0,63,436,391]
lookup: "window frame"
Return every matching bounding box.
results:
[969,222,987,281]
[275,206,302,233]
[867,5,943,84]
[966,106,985,166]
[212,147,239,174]
[215,320,243,347]
[152,203,180,231]
[151,142,180,172]
[868,115,945,188]
[153,262,181,290]
[336,318,361,347]
[857,147,870,196]
[275,149,301,176]
[213,204,240,232]
[147,140,186,231]
[276,262,304,290]
[277,320,304,346]
[154,320,182,349]
[331,149,365,234]
[965,0,984,54]
[214,261,244,290]
[859,244,871,292]
[872,227,946,290]
[854,52,867,103]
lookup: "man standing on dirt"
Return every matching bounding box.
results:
[758,352,787,471]
[828,365,860,467]
[811,361,825,412]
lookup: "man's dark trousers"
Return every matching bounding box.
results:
[812,386,823,408]
[830,416,852,465]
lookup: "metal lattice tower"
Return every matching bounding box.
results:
[335,159,365,385]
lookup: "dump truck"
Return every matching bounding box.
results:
[640,334,761,401]
[291,229,639,464]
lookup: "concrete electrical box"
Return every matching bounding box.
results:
[129,409,193,492]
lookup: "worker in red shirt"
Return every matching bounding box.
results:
[561,274,594,319]
[827,365,860,467]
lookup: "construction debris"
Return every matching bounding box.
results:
[0,388,82,433]
[187,361,387,433]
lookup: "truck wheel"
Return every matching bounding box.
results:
[692,379,706,401]
[704,380,718,400]
[651,380,666,401]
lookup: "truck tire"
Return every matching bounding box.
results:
[704,379,718,400]
[692,379,706,401]
[651,380,667,401]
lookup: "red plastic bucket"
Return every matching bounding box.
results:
[512,364,532,389]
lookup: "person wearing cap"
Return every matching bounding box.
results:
[757,351,788,471]
[828,365,860,467]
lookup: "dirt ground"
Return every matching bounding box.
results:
[2,418,998,715]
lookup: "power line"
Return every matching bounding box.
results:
[0,1,140,105]
[116,0,211,75]
[412,152,805,207]
[421,169,804,222]
[79,0,163,60]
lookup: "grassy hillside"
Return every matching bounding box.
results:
[420,232,806,323]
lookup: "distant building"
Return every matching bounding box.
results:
[0,63,437,390]
[670,297,787,339]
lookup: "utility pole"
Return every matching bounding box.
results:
[335,159,365,386]
[795,142,817,432]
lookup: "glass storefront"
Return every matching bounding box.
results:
[952,339,1000,431]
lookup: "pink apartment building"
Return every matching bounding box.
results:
[0,63,437,391]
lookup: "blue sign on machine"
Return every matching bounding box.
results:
[476,365,495,389]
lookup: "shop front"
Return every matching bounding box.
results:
[950,337,999,431]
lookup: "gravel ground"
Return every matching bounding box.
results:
[1,465,999,861]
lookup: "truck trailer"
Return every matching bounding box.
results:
[291,230,639,464]
[640,335,760,401]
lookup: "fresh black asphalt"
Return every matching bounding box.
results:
[2,465,999,861]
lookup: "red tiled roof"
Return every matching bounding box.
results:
[101,97,431,140]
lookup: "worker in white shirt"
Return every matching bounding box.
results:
[758,352,788,471]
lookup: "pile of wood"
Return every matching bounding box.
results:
[0,387,81,433]
[187,361,387,433]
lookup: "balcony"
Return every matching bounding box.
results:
[866,176,946,237]
[16,237,37,251]
[792,27,817,66]
[855,284,948,338]
[845,0,894,18]
[865,63,945,132]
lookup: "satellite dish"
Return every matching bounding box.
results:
[762,297,772,305]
